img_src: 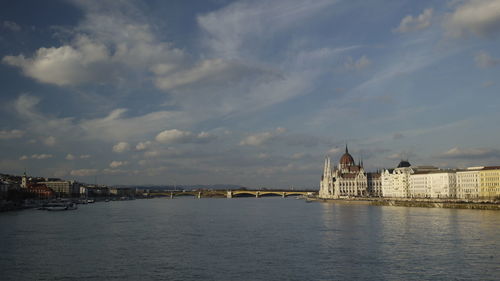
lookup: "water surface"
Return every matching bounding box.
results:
[1,198,499,280]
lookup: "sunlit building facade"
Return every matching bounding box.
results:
[319,146,367,198]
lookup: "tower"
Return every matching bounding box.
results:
[21,170,27,189]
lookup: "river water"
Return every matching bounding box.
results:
[1,198,499,280]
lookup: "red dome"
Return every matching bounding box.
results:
[339,145,355,166]
[339,152,355,166]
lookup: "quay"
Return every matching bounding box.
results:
[310,197,500,210]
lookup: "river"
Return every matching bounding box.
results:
[1,198,499,280]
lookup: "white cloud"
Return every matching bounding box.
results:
[66,154,76,160]
[19,155,28,160]
[31,154,53,160]
[43,136,56,146]
[445,0,500,38]
[136,141,152,151]
[2,21,21,32]
[79,108,181,142]
[257,153,269,159]
[112,142,130,153]
[2,3,185,87]
[12,94,187,143]
[154,129,216,144]
[441,146,500,158]
[70,169,99,177]
[475,51,500,68]
[328,147,342,154]
[80,154,91,159]
[102,168,128,175]
[291,152,305,159]
[154,59,272,90]
[394,8,433,33]
[110,161,128,168]
[343,55,371,71]
[240,127,286,146]
[156,129,192,144]
[197,0,335,58]
[0,129,24,140]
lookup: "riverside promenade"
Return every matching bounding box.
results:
[311,197,500,210]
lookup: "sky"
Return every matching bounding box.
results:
[1,0,500,188]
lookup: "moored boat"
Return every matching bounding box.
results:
[38,202,78,211]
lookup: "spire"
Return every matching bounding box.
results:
[345,143,348,153]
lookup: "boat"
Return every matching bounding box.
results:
[38,202,78,211]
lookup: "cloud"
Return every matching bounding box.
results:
[66,154,76,160]
[70,169,99,177]
[79,108,181,142]
[392,133,405,140]
[11,95,184,143]
[239,127,286,146]
[328,147,342,154]
[445,0,500,38]
[0,129,24,140]
[2,21,21,32]
[290,152,305,159]
[80,154,91,159]
[386,152,416,161]
[112,142,130,153]
[43,136,56,146]
[394,8,433,33]
[2,3,185,87]
[343,55,371,71]
[31,154,53,160]
[136,141,152,151]
[155,129,216,144]
[257,153,269,159]
[441,146,500,159]
[475,51,500,68]
[110,161,128,168]
[155,129,193,144]
[197,0,335,58]
[19,155,28,160]
[154,59,272,90]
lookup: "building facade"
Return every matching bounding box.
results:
[367,172,382,197]
[456,167,481,199]
[39,180,80,196]
[479,166,500,199]
[319,146,368,198]
[381,161,413,198]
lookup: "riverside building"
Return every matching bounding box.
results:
[320,151,500,200]
[319,146,368,198]
[381,160,413,198]
[479,166,500,199]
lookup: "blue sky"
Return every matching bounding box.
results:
[1,0,500,188]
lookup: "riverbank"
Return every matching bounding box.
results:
[310,197,500,210]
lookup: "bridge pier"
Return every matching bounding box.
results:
[282,192,285,198]
[197,192,201,199]
[227,191,232,198]
[170,192,174,199]
[256,191,260,198]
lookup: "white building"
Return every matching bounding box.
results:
[428,172,457,198]
[456,167,482,199]
[381,160,413,198]
[410,172,431,198]
[319,146,367,198]
[39,180,80,196]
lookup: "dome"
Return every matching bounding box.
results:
[397,160,411,168]
[339,145,355,166]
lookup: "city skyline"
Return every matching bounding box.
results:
[1,0,500,187]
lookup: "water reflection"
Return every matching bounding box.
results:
[1,199,499,281]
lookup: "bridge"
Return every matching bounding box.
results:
[148,190,315,199]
